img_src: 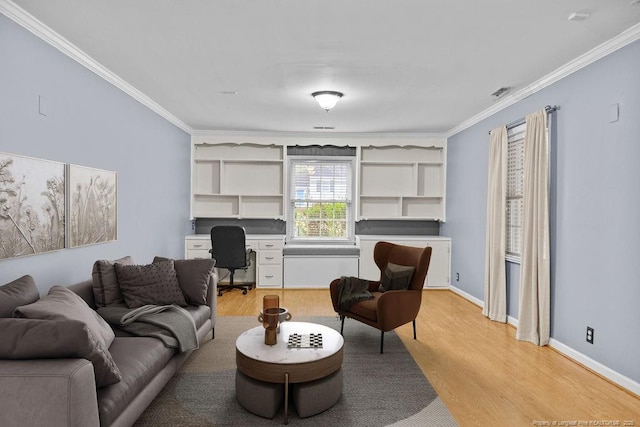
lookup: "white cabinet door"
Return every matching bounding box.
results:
[358,240,380,281]
[423,240,450,288]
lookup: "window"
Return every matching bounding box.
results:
[287,156,354,243]
[506,123,526,261]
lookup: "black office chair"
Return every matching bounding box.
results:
[210,225,252,296]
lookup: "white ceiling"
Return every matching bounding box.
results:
[7,0,640,134]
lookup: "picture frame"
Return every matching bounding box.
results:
[68,164,117,248]
[0,152,66,260]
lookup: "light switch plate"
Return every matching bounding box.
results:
[609,103,619,123]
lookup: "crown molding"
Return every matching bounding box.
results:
[446,22,640,138]
[190,129,446,139]
[0,0,193,135]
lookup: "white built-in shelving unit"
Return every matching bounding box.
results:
[191,143,284,219]
[358,145,446,221]
[191,138,446,221]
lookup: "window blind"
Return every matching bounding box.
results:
[506,123,526,259]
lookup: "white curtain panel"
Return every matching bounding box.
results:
[483,126,508,322]
[516,109,551,346]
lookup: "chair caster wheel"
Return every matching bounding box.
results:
[242,289,248,295]
[218,291,222,297]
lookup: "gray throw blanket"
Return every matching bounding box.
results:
[337,276,374,316]
[98,305,198,353]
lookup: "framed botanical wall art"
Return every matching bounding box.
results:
[68,164,117,248]
[0,152,65,260]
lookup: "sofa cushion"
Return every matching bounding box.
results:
[92,256,134,307]
[0,318,121,387]
[0,275,39,318]
[14,285,116,350]
[97,336,174,426]
[153,256,214,305]
[379,263,415,292]
[115,260,187,308]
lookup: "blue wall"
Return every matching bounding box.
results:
[0,15,191,293]
[442,39,640,384]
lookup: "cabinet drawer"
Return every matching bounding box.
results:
[257,264,282,286]
[259,240,283,250]
[186,249,212,260]
[259,249,282,265]
[187,239,211,250]
[245,240,258,251]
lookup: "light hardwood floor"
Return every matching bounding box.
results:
[217,288,640,426]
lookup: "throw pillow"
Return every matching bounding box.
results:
[115,260,187,308]
[14,285,116,350]
[153,256,215,305]
[0,318,121,388]
[0,275,39,318]
[92,256,134,307]
[379,263,415,292]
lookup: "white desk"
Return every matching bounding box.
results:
[185,234,284,288]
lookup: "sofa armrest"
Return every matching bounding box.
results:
[207,271,218,327]
[329,278,380,314]
[0,358,100,427]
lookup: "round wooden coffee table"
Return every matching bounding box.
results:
[235,321,344,423]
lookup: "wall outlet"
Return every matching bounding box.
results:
[456,272,460,282]
[586,326,594,344]
[191,220,196,231]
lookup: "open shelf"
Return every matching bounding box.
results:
[192,143,285,218]
[358,146,446,220]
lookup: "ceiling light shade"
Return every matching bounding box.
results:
[312,91,343,112]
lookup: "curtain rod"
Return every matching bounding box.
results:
[488,105,558,135]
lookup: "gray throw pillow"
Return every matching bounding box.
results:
[14,285,116,350]
[379,263,415,292]
[0,275,39,318]
[0,318,122,388]
[115,260,187,308]
[153,256,215,305]
[92,256,134,307]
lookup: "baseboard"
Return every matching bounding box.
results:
[447,286,640,397]
[449,285,484,308]
[549,338,640,398]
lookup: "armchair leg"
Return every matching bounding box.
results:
[380,331,384,354]
[340,316,345,335]
[413,320,417,340]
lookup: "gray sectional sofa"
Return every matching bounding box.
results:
[0,258,217,427]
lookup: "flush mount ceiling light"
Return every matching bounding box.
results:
[312,91,344,112]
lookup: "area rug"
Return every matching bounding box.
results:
[135,316,457,426]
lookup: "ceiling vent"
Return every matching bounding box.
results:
[491,87,512,99]
[568,12,590,21]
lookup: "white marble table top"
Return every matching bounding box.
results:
[235,321,344,365]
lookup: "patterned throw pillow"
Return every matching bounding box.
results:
[153,256,215,305]
[92,256,134,307]
[114,260,187,308]
[378,263,415,292]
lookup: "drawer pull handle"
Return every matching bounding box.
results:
[265,244,274,248]
[265,256,274,260]
[265,275,274,278]
[193,244,203,248]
